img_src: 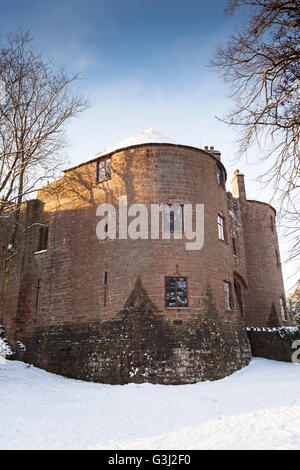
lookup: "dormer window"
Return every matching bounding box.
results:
[97,159,112,183]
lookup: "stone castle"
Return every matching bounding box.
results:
[0,129,290,384]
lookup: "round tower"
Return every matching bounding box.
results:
[6,130,252,384]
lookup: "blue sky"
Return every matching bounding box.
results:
[0,0,297,290]
[1,0,239,159]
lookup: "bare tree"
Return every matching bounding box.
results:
[0,30,88,312]
[212,0,300,264]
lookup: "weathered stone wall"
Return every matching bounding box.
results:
[247,327,300,362]
[1,141,288,384]
[0,199,45,337]
[14,281,251,384]
[3,143,246,335]
[240,200,288,327]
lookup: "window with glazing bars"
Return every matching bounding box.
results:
[165,277,188,308]
[218,215,226,241]
[97,159,112,183]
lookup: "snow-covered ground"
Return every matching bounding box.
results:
[0,358,299,450]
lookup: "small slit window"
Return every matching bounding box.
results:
[275,249,280,267]
[35,279,42,314]
[232,237,237,257]
[104,271,108,306]
[280,296,287,321]
[165,277,188,308]
[270,215,275,232]
[97,159,112,183]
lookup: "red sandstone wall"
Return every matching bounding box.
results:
[1,200,45,337]
[1,143,288,337]
[240,200,288,326]
[3,144,244,332]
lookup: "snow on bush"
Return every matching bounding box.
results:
[0,325,13,363]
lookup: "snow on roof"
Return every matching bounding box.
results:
[64,128,179,172]
[64,128,180,172]
[95,128,178,158]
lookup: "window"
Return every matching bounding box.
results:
[104,271,108,306]
[35,279,42,314]
[163,204,184,233]
[217,165,224,187]
[218,215,226,241]
[165,277,188,308]
[224,281,234,310]
[280,296,287,321]
[270,215,275,232]
[275,249,280,267]
[232,237,237,257]
[97,159,112,183]
[36,226,48,252]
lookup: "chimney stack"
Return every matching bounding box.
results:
[204,145,221,161]
[231,169,246,199]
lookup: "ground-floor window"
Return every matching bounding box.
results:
[165,277,188,308]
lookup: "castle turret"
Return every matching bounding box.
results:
[232,171,289,327]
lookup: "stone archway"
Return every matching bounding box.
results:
[234,279,244,319]
[233,272,247,322]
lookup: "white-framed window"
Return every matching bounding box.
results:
[218,215,226,241]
